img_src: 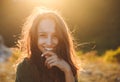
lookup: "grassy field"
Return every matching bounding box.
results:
[0,47,120,82]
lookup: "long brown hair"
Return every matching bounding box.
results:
[19,7,78,82]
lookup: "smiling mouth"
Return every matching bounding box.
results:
[45,48,54,51]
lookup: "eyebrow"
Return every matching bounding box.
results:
[38,32,57,36]
[38,32,46,33]
[38,31,56,33]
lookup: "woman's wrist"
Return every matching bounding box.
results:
[64,68,75,82]
[64,68,73,74]
[63,65,73,74]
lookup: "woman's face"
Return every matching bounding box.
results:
[37,18,58,53]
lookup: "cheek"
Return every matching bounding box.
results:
[53,38,59,46]
[38,38,45,46]
[37,38,45,52]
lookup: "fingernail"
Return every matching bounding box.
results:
[41,54,43,57]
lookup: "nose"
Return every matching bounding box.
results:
[46,36,53,46]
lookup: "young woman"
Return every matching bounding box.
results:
[15,7,79,82]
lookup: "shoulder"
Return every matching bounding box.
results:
[16,57,36,75]
[17,58,35,71]
[16,58,40,82]
[18,57,34,67]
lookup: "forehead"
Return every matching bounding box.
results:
[38,18,56,33]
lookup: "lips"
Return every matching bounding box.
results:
[45,48,54,51]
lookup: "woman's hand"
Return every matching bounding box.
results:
[41,51,71,73]
[41,51,75,82]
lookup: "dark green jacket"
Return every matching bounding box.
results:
[15,58,40,82]
[15,58,78,82]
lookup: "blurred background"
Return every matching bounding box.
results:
[0,0,120,82]
[0,0,120,54]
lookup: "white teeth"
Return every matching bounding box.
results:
[45,48,53,51]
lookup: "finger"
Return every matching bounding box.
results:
[49,62,57,68]
[46,59,56,69]
[41,51,55,58]
[45,56,55,66]
[45,55,54,63]
[41,51,50,57]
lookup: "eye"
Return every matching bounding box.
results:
[39,34,47,38]
[52,34,57,39]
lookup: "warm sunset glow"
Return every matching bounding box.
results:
[1,1,120,81]
[13,0,65,8]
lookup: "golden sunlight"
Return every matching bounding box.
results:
[13,0,65,8]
